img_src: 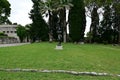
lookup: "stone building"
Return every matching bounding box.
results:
[0,25,19,43]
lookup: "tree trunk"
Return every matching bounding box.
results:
[90,6,99,43]
[59,7,67,43]
[118,22,120,44]
[48,10,53,42]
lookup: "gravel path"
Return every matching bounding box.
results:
[0,43,30,48]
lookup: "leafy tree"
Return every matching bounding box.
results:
[0,0,11,24]
[25,24,32,42]
[84,0,114,44]
[98,1,120,44]
[69,0,86,42]
[90,5,99,43]
[30,0,48,42]
[85,1,103,43]
[16,25,27,43]
[112,1,120,44]
[100,5,113,44]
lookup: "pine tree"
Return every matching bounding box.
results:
[30,0,48,42]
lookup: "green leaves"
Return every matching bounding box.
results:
[39,0,72,14]
[17,25,27,43]
[84,0,113,7]
[69,0,86,42]
[29,0,49,42]
[0,0,11,24]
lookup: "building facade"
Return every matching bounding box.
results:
[0,25,18,39]
[0,25,19,43]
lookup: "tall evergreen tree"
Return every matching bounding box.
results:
[85,0,113,44]
[85,1,101,43]
[100,5,113,44]
[30,0,48,42]
[69,0,86,42]
[90,4,99,43]
[112,1,120,44]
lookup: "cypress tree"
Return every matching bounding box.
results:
[69,0,86,42]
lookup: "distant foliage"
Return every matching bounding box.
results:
[85,0,120,44]
[17,25,27,43]
[0,32,7,37]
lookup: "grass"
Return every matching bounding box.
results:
[0,72,119,80]
[0,42,120,80]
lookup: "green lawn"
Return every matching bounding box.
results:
[0,42,120,80]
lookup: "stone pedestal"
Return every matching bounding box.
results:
[55,45,63,50]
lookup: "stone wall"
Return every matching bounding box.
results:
[0,37,19,44]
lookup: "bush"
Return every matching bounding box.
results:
[0,32,8,36]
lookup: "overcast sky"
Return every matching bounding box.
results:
[8,0,33,26]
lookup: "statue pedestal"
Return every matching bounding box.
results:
[55,45,63,50]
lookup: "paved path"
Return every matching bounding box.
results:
[0,68,120,77]
[0,43,30,48]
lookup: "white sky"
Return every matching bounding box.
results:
[8,0,33,26]
[85,17,91,34]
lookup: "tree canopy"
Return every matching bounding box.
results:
[17,25,27,43]
[0,0,11,24]
[29,0,49,42]
[27,0,120,44]
[69,0,86,42]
